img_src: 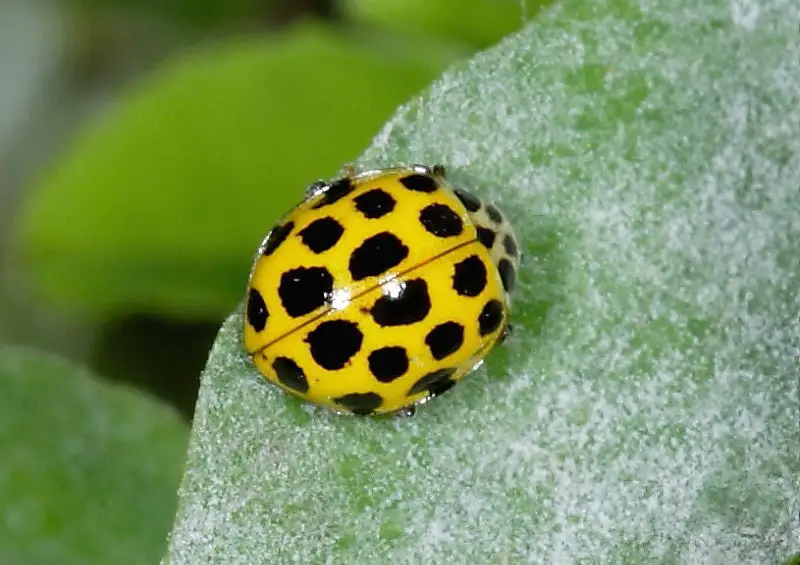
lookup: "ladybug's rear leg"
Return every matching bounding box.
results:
[498,322,513,345]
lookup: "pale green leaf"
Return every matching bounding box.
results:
[165,0,800,563]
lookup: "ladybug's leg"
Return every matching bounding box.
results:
[498,322,513,345]
[337,163,357,178]
[392,405,416,418]
[431,164,447,178]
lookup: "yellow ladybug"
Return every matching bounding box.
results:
[243,164,519,416]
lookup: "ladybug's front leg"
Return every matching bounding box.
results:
[337,163,357,178]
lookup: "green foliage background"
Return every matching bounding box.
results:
[2,0,798,563]
[20,22,450,319]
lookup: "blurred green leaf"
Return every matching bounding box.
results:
[340,0,551,49]
[164,0,800,563]
[68,0,276,28]
[20,21,453,321]
[0,345,188,565]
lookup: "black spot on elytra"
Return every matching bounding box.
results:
[354,188,396,219]
[370,279,431,327]
[477,227,496,249]
[452,255,487,297]
[312,178,354,209]
[419,204,463,238]
[349,232,409,281]
[334,392,383,415]
[298,217,344,254]
[263,221,294,256]
[425,322,465,360]
[407,368,457,397]
[272,357,308,393]
[503,234,519,257]
[479,299,504,336]
[306,320,363,370]
[498,258,516,292]
[278,266,334,318]
[368,346,409,383]
[486,203,504,224]
[399,173,438,192]
[453,188,481,212]
[246,288,268,332]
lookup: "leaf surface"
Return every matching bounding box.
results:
[166,1,800,563]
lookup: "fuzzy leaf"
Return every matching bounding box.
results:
[165,0,800,563]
